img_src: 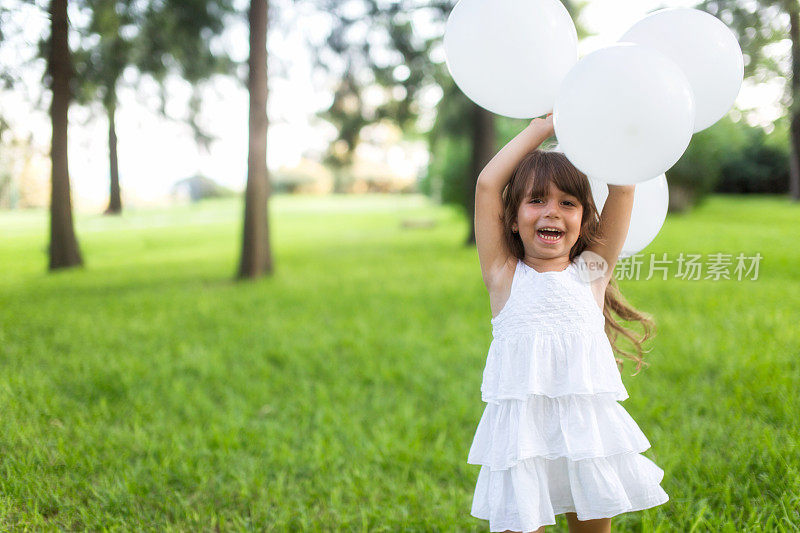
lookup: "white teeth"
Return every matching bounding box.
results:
[538,227,562,240]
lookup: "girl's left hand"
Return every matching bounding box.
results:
[529,112,554,135]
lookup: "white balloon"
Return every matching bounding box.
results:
[553,43,695,185]
[589,174,669,258]
[443,0,578,118]
[619,8,744,133]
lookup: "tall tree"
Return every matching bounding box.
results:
[70,0,235,216]
[73,0,138,215]
[47,0,83,270]
[696,0,798,201]
[238,0,271,279]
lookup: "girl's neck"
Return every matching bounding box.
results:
[522,255,571,274]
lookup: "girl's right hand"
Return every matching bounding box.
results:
[529,112,554,135]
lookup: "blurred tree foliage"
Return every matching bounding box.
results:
[716,120,790,194]
[136,0,238,143]
[695,0,798,200]
[667,117,742,211]
[667,117,789,211]
[419,76,535,206]
[305,0,447,193]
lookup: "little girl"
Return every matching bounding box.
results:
[468,113,669,533]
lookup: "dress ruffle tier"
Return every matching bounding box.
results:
[481,330,629,404]
[469,330,669,532]
[470,453,668,532]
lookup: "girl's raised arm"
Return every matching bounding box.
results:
[477,114,554,190]
[585,184,636,287]
[474,115,554,288]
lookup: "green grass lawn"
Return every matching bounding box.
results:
[0,193,798,531]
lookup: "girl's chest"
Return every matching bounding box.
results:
[490,275,606,322]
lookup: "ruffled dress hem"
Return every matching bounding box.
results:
[471,492,670,533]
[469,451,669,532]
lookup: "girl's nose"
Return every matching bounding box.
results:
[544,200,560,214]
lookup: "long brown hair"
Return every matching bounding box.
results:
[499,149,655,375]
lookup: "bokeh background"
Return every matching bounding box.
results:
[0,0,798,530]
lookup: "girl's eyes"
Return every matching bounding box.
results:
[529,198,576,206]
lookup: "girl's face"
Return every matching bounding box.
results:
[513,181,583,259]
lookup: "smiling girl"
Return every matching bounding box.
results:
[467,113,670,533]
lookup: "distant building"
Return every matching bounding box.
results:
[170,175,236,203]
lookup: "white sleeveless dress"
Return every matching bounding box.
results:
[469,254,669,532]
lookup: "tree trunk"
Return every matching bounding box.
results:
[465,104,496,245]
[238,0,272,279]
[787,0,800,201]
[104,101,122,214]
[48,0,83,270]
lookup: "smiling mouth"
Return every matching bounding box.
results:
[537,229,564,242]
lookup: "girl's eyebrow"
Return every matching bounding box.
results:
[531,191,578,200]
